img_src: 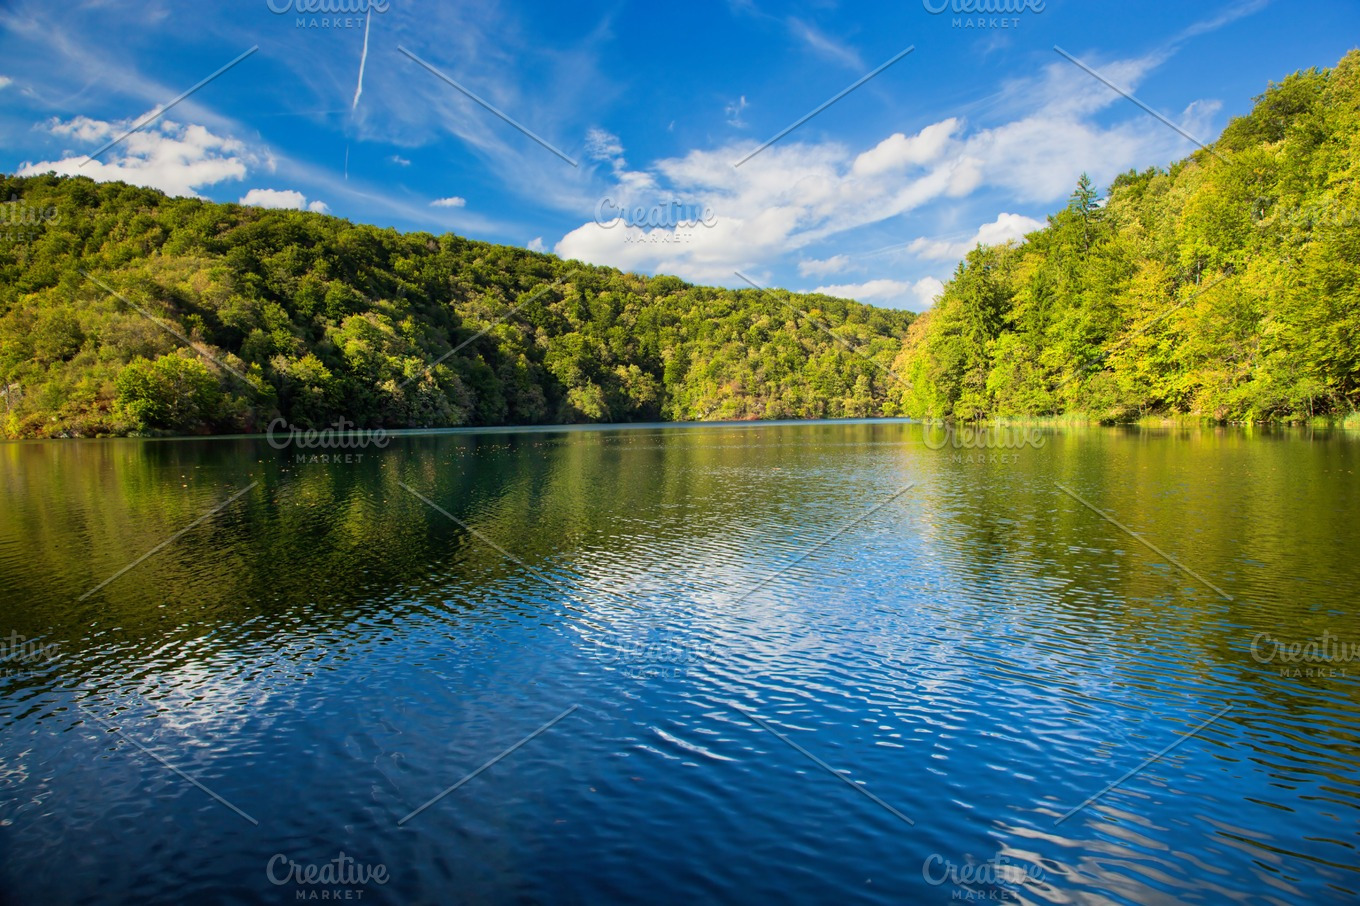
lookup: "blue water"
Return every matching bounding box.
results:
[2,421,1358,903]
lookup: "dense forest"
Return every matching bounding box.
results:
[0,178,912,437]
[2,51,1357,437]
[890,50,1360,423]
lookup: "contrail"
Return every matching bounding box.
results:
[352,7,371,110]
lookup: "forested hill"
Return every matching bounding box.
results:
[891,49,1360,424]
[5,53,1357,439]
[0,178,914,438]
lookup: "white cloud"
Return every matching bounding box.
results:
[554,123,982,283]
[0,76,12,90]
[46,115,115,144]
[910,277,945,310]
[551,49,1218,288]
[907,212,1045,261]
[430,196,466,208]
[19,117,255,198]
[388,155,411,166]
[240,188,306,208]
[970,211,1045,246]
[527,237,546,252]
[851,119,961,177]
[797,255,851,278]
[238,188,329,214]
[812,277,944,311]
[814,278,913,302]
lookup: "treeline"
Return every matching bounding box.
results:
[0,177,913,437]
[890,50,1360,423]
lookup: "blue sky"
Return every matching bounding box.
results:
[2,0,1356,309]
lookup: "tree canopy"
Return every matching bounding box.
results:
[890,50,1360,424]
[0,178,913,437]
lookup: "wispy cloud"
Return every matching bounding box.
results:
[725,96,748,128]
[352,7,372,110]
[798,255,851,278]
[585,127,625,163]
[0,1,531,238]
[788,18,864,70]
[1172,0,1270,46]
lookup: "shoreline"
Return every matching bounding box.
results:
[6,412,1360,444]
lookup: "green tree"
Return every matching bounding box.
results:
[114,353,224,433]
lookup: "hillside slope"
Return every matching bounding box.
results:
[0,179,913,437]
[891,49,1360,423]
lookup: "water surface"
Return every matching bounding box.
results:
[2,421,1358,904]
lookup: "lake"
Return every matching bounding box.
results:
[1,420,1358,904]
